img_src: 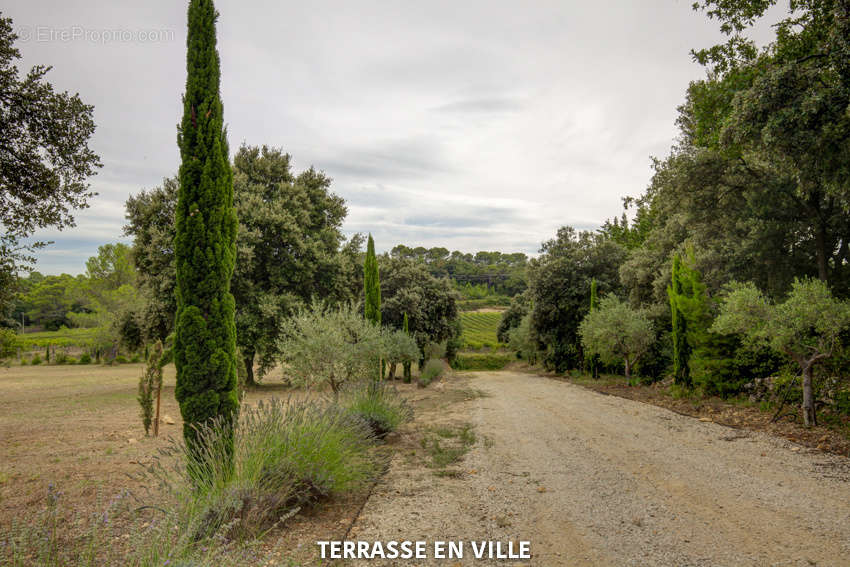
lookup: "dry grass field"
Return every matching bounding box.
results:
[0,364,294,522]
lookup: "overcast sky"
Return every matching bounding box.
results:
[6,1,778,274]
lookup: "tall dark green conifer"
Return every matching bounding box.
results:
[364,234,381,325]
[668,254,691,387]
[587,278,600,379]
[174,0,238,455]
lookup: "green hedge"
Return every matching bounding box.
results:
[452,352,513,371]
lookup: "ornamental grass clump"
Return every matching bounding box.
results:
[341,381,412,439]
[418,359,444,388]
[150,398,378,543]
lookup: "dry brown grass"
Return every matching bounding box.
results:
[0,363,292,520]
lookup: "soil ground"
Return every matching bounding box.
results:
[3,365,850,566]
[347,370,850,567]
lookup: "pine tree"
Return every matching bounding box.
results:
[402,312,412,383]
[174,0,239,459]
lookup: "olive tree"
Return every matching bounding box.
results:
[712,278,850,426]
[381,328,419,380]
[278,302,381,393]
[579,295,654,381]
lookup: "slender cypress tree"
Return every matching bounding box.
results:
[588,278,600,379]
[668,254,691,387]
[363,234,381,379]
[402,312,412,383]
[364,234,381,325]
[174,0,239,457]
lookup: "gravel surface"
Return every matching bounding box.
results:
[349,371,850,566]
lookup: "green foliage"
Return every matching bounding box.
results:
[418,359,443,387]
[390,245,527,297]
[123,177,179,341]
[138,341,164,436]
[125,149,361,376]
[445,316,462,363]
[585,279,600,377]
[402,313,412,383]
[379,256,460,359]
[174,0,239,455]
[713,278,850,424]
[231,145,355,384]
[150,398,377,545]
[30,354,41,365]
[341,381,412,438]
[452,352,513,371]
[579,295,655,379]
[460,311,504,349]
[279,301,382,392]
[0,13,101,309]
[381,327,419,380]
[528,227,626,372]
[508,312,538,364]
[78,353,92,364]
[690,334,784,397]
[668,255,687,384]
[364,234,381,326]
[496,292,529,343]
[0,328,17,360]
[85,244,135,295]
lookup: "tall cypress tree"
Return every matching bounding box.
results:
[667,254,691,387]
[363,234,381,379]
[587,278,600,379]
[174,0,239,456]
[364,234,381,325]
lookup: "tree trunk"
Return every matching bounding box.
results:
[624,357,631,382]
[153,383,162,437]
[801,363,816,427]
[387,362,396,380]
[244,351,256,387]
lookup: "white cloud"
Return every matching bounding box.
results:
[4,0,782,273]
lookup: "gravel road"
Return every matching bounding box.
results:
[349,371,850,566]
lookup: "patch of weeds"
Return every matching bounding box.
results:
[420,423,476,471]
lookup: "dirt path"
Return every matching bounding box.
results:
[349,371,850,566]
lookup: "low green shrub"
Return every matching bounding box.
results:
[418,359,443,387]
[452,352,513,371]
[129,354,142,363]
[835,391,850,416]
[342,381,411,438]
[161,398,378,541]
[78,353,92,364]
[30,354,42,365]
[114,355,129,364]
